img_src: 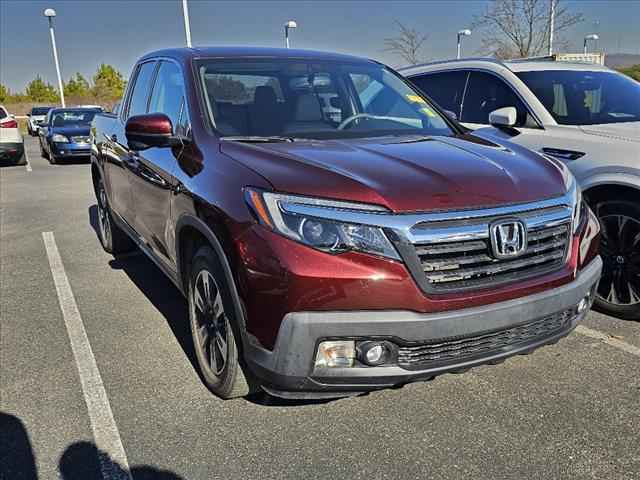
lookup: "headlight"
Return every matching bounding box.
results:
[52,134,69,143]
[245,189,400,260]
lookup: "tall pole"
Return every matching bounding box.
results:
[548,0,556,56]
[182,0,192,48]
[285,27,290,49]
[47,16,65,107]
[457,34,461,59]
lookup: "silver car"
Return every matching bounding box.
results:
[402,58,640,320]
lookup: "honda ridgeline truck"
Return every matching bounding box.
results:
[90,47,602,399]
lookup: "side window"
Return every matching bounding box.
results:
[0,107,7,119]
[148,61,186,131]
[127,61,157,118]
[410,71,468,119]
[462,71,528,126]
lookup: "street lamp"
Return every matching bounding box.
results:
[182,0,192,48]
[284,20,297,49]
[584,33,599,54]
[44,8,65,107]
[457,29,471,59]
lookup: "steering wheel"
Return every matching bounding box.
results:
[337,113,380,130]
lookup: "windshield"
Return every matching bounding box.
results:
[198,59,453,139]
[50,109,98,127]
[517,70,640,125]
[31,107,51,116]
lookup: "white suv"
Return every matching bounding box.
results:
[0,105,25,165]
[401,59,640,320]
[27,106,53,136]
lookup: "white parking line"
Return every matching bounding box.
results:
[24,143,32,172]
[42,232,132,480]
[575,325,640,357]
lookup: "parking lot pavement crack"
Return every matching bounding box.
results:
[575,325,640,357]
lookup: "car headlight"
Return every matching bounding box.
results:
[52,134,69,143]
[245,189,400,260]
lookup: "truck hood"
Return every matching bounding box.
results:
[221,134,568,213]
[580,122,640,143]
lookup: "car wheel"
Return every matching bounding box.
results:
[96,177,135,255]
[188,245,252,399]
[592,199,640,320]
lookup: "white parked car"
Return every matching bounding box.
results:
[27,106,54,136]
[401,58,640,320]
[0,105,25,165]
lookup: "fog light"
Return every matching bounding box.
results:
[315,340,355,368]
[358,341,393,366]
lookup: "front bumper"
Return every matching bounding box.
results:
[51,142,91,158]
[247,256,602,398]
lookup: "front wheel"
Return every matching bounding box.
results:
[592,199,640,320]
[188,246,253,399]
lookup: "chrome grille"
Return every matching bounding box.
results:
[71,136,90,144]
[412,206,572,292]
[397,308,574,369]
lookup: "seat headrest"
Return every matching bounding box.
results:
[254,86,278,106]
[294,93,323,122]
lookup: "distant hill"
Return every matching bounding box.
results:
[605,53,640,68]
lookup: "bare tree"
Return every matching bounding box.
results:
[473,0,583,59]
[384,20,429,65]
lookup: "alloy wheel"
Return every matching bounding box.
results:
[192,270,229,376]
[597,214,640,306]
[97,181,111,247]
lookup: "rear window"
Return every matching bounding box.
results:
[0,107,7,119]
[31,107,51,115]
[204,74,284,104]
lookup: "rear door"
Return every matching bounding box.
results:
[129,60,186,269]
[104,60,157,227]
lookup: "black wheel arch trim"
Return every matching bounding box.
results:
[175,214,250,350]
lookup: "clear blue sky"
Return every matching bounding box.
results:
[1,0,639,93]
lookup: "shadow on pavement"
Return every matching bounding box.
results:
[0,412,38,480]
[59,441,185,480]
[1,412,185,479]
[88,205,198,373]
[87,205,347,408]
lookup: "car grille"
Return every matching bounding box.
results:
[416,224,570,291]
[397,308,574,369]
[406,204,573,292]
[71,136,90,144]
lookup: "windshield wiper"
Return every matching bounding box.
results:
[221,135,297,143]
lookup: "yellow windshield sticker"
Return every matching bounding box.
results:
[406,94,427,105]
[420,107,436,117]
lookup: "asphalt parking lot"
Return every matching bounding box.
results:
[1,136,639,480]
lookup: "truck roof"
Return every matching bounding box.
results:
[140,46,373,64]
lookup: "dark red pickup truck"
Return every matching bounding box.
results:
[90,47,602,399]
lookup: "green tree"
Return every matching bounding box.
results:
[25,76,59,103]
[0,83,9,103]
[618,64,640,82]
[64,72,91,98]
[92,64,126,100]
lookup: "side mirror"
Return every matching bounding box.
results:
[443,110,458,121]
[26,113,31,117]
[125,113,178,150]
[489,107,517,128]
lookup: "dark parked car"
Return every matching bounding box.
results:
[91,47,602,399]
[39,107,100,163]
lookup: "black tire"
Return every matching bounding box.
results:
[188,245,253,399]
[591,199,640,321]
[95,177,135,255]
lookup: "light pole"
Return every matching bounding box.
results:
[456,29,471,59]
[44,8,65,107]
[182,0,192,48]
[284,20,297,48]
[584,34,599,54]
[548,0,556,55]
